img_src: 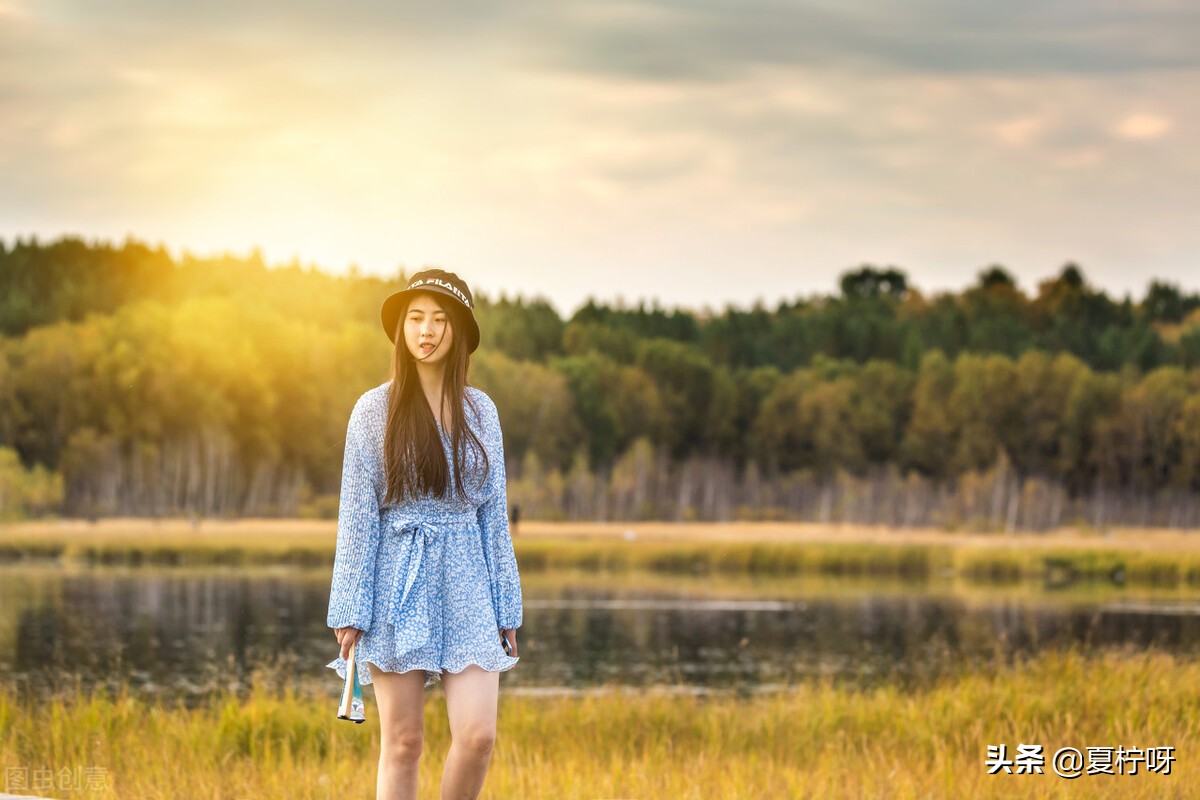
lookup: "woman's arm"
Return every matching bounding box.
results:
[476,396,524,632]
[326,398,382,633]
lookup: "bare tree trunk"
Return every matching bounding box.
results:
[1005,477,1020,535]
[594,472,609,522]
[818,484,832,524]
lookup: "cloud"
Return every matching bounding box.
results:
[526,0,1200,81]
[994,116,1049,147]
[0,1,27,20]
[1051,148,1107,170]
[3,0,1200,312]
[1113,112,1173,139]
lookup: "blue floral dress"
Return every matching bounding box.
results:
[326,381,523,689]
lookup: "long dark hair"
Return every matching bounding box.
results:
[383,293,489,505]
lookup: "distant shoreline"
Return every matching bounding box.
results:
[3,519,1200,587]
[4,516,1200,545]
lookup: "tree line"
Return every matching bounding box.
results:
[1,235,1199,529]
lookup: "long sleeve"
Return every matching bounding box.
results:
[326,399,382,631]
[476,400,524,630]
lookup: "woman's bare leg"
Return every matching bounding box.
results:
[439,665,500,800]
[368,663,428,800]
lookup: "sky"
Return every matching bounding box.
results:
[2,0,1198,315]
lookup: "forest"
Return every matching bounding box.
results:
[2,235,1200,530]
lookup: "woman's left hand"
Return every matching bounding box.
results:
[500,628,518,657]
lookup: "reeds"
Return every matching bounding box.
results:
[1,646,1195,798]
[5,520,1200,587]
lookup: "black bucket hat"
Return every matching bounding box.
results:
[380,269,481,353]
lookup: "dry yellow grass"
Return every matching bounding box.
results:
[1,646,1195,799]
[511,519,1200,553]
[5,518,1200,587]
[5,517,1199,551]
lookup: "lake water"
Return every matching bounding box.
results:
[3,564,1200,702]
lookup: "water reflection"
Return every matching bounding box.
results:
[2,565,1200,702]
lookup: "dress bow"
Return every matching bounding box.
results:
[387,520,441,659]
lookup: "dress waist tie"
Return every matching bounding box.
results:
[386,510,478,658]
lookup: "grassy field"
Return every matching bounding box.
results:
[4,521,1199,797]
[3,518,1200,588]
[0,646,1194,799]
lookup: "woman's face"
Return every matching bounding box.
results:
[403,292,454,365]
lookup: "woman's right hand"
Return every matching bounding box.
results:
[334,627,365,660]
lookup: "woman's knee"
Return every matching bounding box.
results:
[381,728,425,766]
[453,724,496,759]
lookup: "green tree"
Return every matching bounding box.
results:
[949,353,1018,474]
[754,368,863,476]
[1004,351,1091,481]
[561,320,638,363]
[960,266,1031,357]
[900,350,957,478]
[1121,367,1189,490]
[852,360,914,465]
[1144,280,1186,323]
[471,350,579,470]
[634,338,714,458]
[474,295,564,362]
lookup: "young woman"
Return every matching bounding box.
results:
[326,269,523,800]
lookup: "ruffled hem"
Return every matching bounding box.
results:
[327,652,520,689]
